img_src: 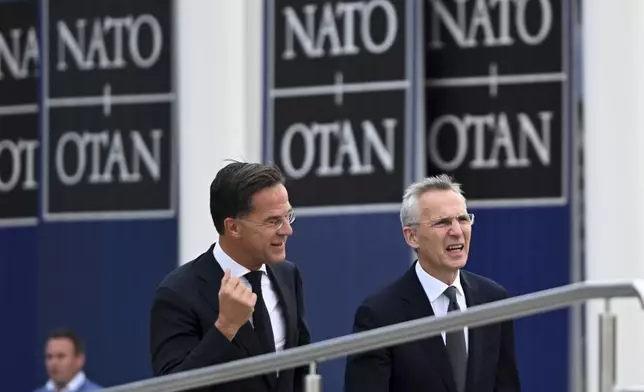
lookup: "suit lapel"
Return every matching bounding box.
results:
[196,244,224,320]
[267,264,297,347]
[399,263,459,392]
[195,244,274,389]
[461,271,485,392]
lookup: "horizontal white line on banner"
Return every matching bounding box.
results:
[294,202,401,217]
[271,80,409,98]
[0,217,38,227]
[427,72,567,88]
[466,196,568,208]
[0,103,39,116]
[47,92,176,108]
[42,209,176,222]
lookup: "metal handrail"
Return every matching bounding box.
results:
[101,280,644,392]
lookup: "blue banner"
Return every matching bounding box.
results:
[1,0,179,389]
[422,0,576,390]
[263,0,419,390]
[0,0,40,389]
[262,1,577,392]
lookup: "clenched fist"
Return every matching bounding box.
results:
[215,269,257,340]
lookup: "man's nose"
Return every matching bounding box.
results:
[278,220,293,235]
[448,219,464,236]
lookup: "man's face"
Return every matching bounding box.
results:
[404,190,472,276]
[235,184,294,266]
[45,338,84,387]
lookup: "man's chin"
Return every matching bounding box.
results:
[447,256,468,269]
[52,378,67,387]
[266,250,287,264]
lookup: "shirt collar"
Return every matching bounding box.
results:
[213,242,267,278]
[414,261,464,303]
[45,371,86,392]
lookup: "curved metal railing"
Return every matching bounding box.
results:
[100,280,644,392]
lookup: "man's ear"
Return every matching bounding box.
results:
[403,226,419,250]
[223,218,242,239]
[75,352,86,370]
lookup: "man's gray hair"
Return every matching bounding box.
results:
[400,174,466,227]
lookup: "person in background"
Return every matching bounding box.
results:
[344,174,521,392]
[34,329,101,392]
[150,161,311,392]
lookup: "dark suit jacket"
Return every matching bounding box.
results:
[150,244,311,392]
[344,262,520,392]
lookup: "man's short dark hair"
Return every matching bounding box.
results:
[48,329,85,355]
[210,161,286,235]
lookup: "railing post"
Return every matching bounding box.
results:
[599,300,617,392]
[305,361,322,392]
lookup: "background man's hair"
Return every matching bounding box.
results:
[48,328,85,355]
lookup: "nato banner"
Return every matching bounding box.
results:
[264,1,578,392]
[0,1,39,390]
[0,0,38,226]
[265,0,416,213]
[423,1,577,391]
[263,0,420,390]
[24,0,178,389]
[43,0,174,219]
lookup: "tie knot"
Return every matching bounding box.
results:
[444,286,459,303]
[245,270,263,291]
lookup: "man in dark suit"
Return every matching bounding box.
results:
[150,161,311,392]
[344,174,520,392]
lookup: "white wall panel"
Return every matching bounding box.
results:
[583,1,644,390]
[177,0,263,263]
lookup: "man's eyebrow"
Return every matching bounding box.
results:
[431,213,467,220]
[266,209,292,220]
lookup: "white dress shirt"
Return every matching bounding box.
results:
[45,370,86,391]
[415,262,469,352]
[214,242,286,352]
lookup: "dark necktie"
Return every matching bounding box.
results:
[444,286,467,392]
[245,271,276,355]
